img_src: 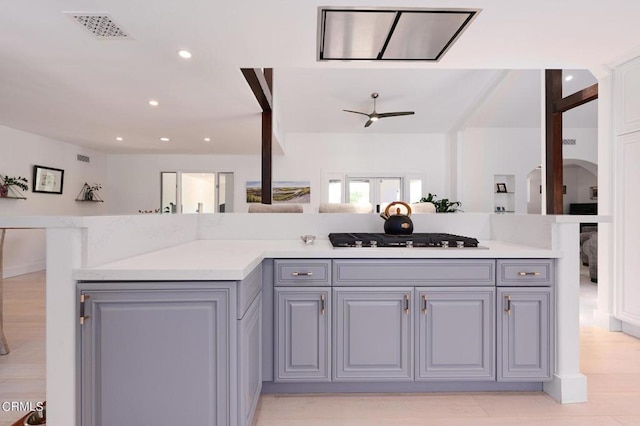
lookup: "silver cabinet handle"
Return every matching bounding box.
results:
[422,294,428,315]
[292,271,313,276]
[505,294,511,315]
[80,294,90,325]
[518,271,540,276]
[404,294,410,314]
[320,294,326,315]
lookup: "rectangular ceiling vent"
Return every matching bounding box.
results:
[66,13,131,39]
[317,7,480,61]
[563,139,577,145]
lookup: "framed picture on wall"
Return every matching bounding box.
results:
[496,183,507,193]
[590,186,598,200]
[33,165,64,194]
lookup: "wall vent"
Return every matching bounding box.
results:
[77,154,90,163]
[563,139,577,145]
[66,13,131,39]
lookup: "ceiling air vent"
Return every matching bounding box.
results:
[66,13,131,39]
[317,7,480,61]
[77,154,90,163]
[563,139,577,145]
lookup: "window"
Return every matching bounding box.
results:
[323,172,424,212]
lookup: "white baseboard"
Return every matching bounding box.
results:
[593,310,623,331]
[2,262,46,279]
[622,321,640,339]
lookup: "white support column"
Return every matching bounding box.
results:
[543,222,587,403]
[46,227,84,426]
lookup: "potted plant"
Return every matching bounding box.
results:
[85,183,102,201]
[419,193,462,213]
[0,175,29,198]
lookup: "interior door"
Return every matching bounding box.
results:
[181,173,216,214]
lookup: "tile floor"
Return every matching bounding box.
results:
[0,267,639,426]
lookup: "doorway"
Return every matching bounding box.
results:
[160,171,234,213]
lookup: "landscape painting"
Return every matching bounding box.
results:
[246,181,311,203]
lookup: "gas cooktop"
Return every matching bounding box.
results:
[328,233,481,248]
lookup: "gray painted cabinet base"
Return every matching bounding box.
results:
[80,288,230,426]
[238,293,262,426]
[497,287,553,381]
[416,287,495,381]
[275,287,331,382]
[333,287,413,381]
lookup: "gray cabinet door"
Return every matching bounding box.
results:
[275,287,331,381]
[81,289,229,426]
[333,287,413,381]
[238,293,262,426]
[497,287,553,381]
[415,287,495,381]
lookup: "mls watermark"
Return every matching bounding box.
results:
[1,401,45,412]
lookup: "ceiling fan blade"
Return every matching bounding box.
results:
[343,109,371,117]
[364,119,374,127]
[377,111,415,118]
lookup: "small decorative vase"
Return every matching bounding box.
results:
[85,191,93,201]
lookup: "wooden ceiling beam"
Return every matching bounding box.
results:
[544,73,599,215]
[545,69,564,215]
[554,83,598,113]
[240,68,273,111]
[241,68,274,204]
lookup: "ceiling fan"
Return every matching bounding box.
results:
[343,92,415,127]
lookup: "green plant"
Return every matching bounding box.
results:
[84,183,102,201]
[88,183,102,192]
[419,193,462,213]
[1,175,29,192]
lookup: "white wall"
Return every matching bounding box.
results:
[0,125,107,277]
[563,165,597,213]
[564,127,598,164]
[278,133,449,211]
[458,128,542,213]
[106,133,449,214]
[458,127,598,214]
[106,154,261,214]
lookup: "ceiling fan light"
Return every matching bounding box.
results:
[370,116,379,121]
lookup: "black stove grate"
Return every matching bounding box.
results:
[328,233,480,248]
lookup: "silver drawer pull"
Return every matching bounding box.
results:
[320,294,326,315]
[518,272,541,276]
[292,271,313,277]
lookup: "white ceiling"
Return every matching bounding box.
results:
[0,0,628,154]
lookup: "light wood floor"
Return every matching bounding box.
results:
[0,271,45,426]
[1,270,640,426]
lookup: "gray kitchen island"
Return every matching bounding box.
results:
[0,212,595,426]
[75,238,559,426]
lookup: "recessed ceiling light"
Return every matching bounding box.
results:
[115,137,123,141]
[565,75,574,82]
[204,137,211,142]
[149,100,159,107]
[160,137,170,142]
[178,50,192,59]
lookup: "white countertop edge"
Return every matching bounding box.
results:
[73,239,561,281]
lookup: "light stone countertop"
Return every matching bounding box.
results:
[73,239,562,282]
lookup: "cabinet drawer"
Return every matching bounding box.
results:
[274,260,331,286]
[333,259,495,286]
[497,260,554,287]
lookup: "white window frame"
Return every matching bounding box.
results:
[321,171,426,207]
